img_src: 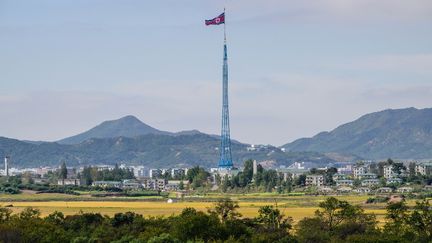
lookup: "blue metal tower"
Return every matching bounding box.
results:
[218,42,233,169]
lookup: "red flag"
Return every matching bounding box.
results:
[205,13,225,26]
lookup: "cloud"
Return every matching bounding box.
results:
[227,0,432,22]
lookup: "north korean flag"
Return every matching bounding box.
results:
[205,13,225,26]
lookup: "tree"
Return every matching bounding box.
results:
[242,160,254,184]
[406,200,432,241]
[256,205,292,231]
[59,161,68,180]
[209,198,241,223]
[178,181,184,190]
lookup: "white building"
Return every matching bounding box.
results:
[4,156,10,177]
[353,165,367,179]
[171,168,185,178]
[336,179,354,187]
[358,173,377,180]
[397,187,413,193]
[58,178,81,186]
[306,175,324,187]
[92,181,122,188]
[415,162,432,176]
[149,169,162,179]
[383,165,396,179]
[361,179,380,187]
[353,187,371,194]
[387,178,403,184]
[131,166,148,178]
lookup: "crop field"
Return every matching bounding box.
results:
[0,192,392,223]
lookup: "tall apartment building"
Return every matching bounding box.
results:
[353,165,367,179]
[306,175,324,187]
[415,162,432,176]
[383,165,395,179]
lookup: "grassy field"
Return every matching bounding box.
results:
[0,192,392,223]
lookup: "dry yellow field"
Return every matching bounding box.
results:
[1,200,388,223]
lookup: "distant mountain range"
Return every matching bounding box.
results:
[282,107,432,160]
[0,116,334,168]
[58,115,171,144]
[2,107,432,168]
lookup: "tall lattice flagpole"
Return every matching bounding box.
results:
[218,8,233,169]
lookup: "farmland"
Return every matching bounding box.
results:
[0,192,395,223]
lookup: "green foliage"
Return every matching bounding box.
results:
[79,165,134,185]
[0,197,431,242]
[186,166,210,189]
[208,198,241,223]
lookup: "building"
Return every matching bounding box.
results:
[332,173,347,181]
[337,186,352,193]
[122,180,142,190]
[131,166,148,178]
[377,187,393,193]
[415,162,432,176]
[358,173,377,180]
[383,165,396,179]
[336,179,354,187]
[92,181,122,188]
[306,175,324,187]
[353,165,367,179]
[387,178,403,184]
[397,187,413,193]
[171,168,185,178]
[142,178,167,191]
[337,164,353,175]
[361,179,380,187]
[278,168,309,181]
[36,167,54,177]
[4,156,10,176]
[353,187,371,194]
[165,180,188,191]
[149,169,162,179]
[58,178,81,186]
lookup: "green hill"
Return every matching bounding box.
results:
[58,115,170,144]
[282,107,432,159]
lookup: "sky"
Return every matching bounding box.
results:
[1,0,432,146]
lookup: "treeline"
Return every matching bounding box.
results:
[220,160,303,193]
[0,197,431,242]
[79,164,135,185]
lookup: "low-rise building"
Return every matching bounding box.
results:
[337,186,352,193]
[332,173,347,181]
[377,187,393,193]
[361,179,380,187]
[397,187,413,193]
[92,181,122,188]
[143,178,167,191]
[358,173,377,180]
[387,178,403,184]
[278,168,309,181]
[306,175,324,187]
[122,180,142,190]
[165,180,188,191]
[353,187,371,194]
[335,179,354,187]
[58,178,81,186]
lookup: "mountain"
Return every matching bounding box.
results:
[282,107,432,159]
[58,115,170,144]
[0,135,334,168]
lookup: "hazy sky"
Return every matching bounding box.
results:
[1,0,432,145]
